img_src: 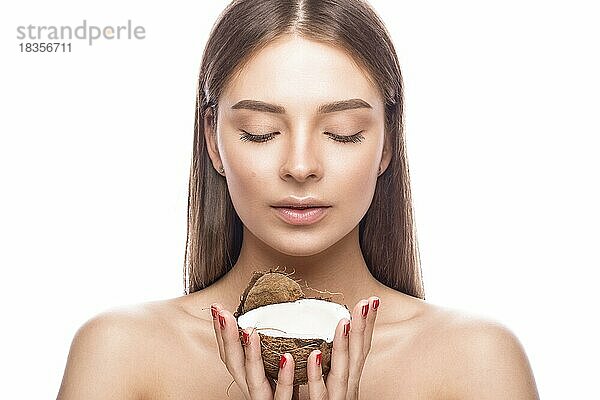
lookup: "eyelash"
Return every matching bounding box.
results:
[238,130,365,143]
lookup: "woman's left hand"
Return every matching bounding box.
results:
[211,296,380,400]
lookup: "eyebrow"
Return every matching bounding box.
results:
[230,98,372,114]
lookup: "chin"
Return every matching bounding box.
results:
[272,241,330,257]
[264,235,338,258]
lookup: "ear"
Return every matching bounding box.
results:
[203,106,223,173]
[378,133,392,175]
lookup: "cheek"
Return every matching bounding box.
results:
[326,139,380,177]
[219,138,274,210]
[329,152,378,205]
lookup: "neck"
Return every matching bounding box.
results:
[212,225,383,313]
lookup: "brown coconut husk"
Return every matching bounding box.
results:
[235,268,348,387]
[234,269,305,316]
[261,334,333,386]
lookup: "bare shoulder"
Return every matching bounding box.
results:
[56,299,197,400]
[412,302,540,400]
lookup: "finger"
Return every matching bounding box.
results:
[273,352,295,400]
[325,318,350,399]
[362,296,380,357]
[243,327,274,399]
[307,350,328,400]
[210,303,225,362]
[218,309,251,399]
[348,299,369,390]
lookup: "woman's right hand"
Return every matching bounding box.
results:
[210,297,379,400]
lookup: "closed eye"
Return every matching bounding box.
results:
[238,130,277,143]
[324,131,365,143]
[238,130,365,143]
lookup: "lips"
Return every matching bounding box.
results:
[271,206,330,225]
[275,206,323,209]
[271,196,331,209]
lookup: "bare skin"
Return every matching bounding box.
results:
[56,285,539,399]
[56,35,539,399]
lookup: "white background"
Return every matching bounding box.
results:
[1,0,598,398]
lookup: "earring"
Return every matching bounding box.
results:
[218,166,225,174]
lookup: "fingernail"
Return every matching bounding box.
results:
[218,314,226,329]
[316,352,322,367]
[373,298,380,311]
[343,322,350,336]
[279,354,287,369]
[211,305,218,319]
[242,330,250,345]
[361,303,369,318]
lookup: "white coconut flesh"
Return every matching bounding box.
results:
[237,298,351,342]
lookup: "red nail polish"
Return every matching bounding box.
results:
[343,322,350,336]
[218,314,226,329]
[211,306,218,319]
[316,352,322,367]
[373,299,380,311]
[242,330,250,345]
[279,354,287,369]
[361,304,369,318]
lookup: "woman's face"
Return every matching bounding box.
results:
[205,35,391,257]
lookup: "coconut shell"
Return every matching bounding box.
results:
[234,270,304,317]
[260,334,332,386]
[235,269,346,386]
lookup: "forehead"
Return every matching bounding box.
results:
[220,35,382,114]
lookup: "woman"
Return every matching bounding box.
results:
[57,0,540,399]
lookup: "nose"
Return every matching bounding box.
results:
[279,129,323,182]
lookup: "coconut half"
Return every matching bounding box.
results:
[237,298,351,342]
[235,270,351,386]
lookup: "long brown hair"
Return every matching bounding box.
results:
[184,0,425,299]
